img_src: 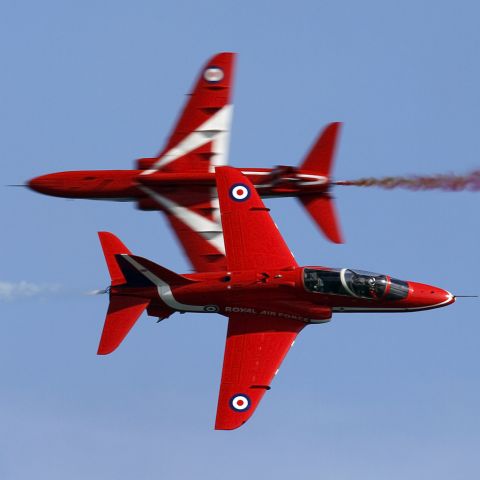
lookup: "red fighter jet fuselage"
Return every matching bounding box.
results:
[28,52,345,270]
[28,165,331,202]
[28,123,341,242]
[96,166,455,430]
[107,260,454,323]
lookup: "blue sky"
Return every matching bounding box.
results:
[1,0,479,478]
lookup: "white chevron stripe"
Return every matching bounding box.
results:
[141,104,233,175]
[121,255,207,312]
[139,185,225,255]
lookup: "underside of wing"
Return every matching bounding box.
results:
[139,185,226,272]
[215,314,306,430]
[135,53,236,272]
[138,52,235,174]
[215,166,298,271]
[157,52,235,170]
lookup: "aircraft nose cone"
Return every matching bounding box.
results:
[408,282,455,309]
[28,173,65,195]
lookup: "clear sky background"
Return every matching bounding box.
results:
[1,0,479,478]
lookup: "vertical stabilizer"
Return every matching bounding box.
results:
[98,232,132,286]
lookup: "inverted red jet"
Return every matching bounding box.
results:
[28,52,343,274]
[96,166,455,430]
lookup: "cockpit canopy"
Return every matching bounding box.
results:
[303,268,409,300]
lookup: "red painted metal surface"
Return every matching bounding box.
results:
[94,167,454,429]
[28,52,344,258]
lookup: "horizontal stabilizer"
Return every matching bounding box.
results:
[97,232,187,354]
[97,295,149,355]
[300,122,341,176]
[98,232,132,286]
[299,195,343,244]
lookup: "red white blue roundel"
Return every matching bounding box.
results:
[204,66,224,83]
[229,394,251,412]
[230,183,251,202]
[203,304,219,313]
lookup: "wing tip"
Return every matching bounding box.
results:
[214,420,247,431]
[97,344,116,355]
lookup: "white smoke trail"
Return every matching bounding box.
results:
[0,281,62,301]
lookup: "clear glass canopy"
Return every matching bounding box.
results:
[303,268,409,300]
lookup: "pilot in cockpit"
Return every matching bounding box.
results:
[304,270,325,292]
[313,277,324,292]
[352,274,380,298]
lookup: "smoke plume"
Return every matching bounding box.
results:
[336,170,480,191]
[0,281,61,301]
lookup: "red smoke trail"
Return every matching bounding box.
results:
[335,170,480,191]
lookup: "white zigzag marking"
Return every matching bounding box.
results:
[121,255,207,312]
[139,186,225,255]
[141,105,233,175]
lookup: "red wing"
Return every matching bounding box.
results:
[139,186,226,272]
[215,166,298,271]
[139,52,235,174]
[215,314,306,430]
[135,53,236,272]
[164,213,226,272]
[160,52,235,160]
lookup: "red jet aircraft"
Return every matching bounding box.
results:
[96,166,455,430]
[28,52,343,274]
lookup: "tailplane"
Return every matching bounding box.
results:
[97,295,149,355]
[98,232,132,286]
[298,122,343,243]
[96,232,191,355]
[300,122,341,175]
[298,194,343,244]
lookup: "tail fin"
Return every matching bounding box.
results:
[96,232,191,355]
[299,195,343,244]
[298,123,343,244]
[300,122,341,175]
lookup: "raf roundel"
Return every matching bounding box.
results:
[204,66,224,83]
[229,394,251,412]
[230,183,251,202]
[203,305,219,313]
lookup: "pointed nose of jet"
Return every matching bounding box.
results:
[407,282,455,310]
[28,173,55,193]
[28,172,67,196]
